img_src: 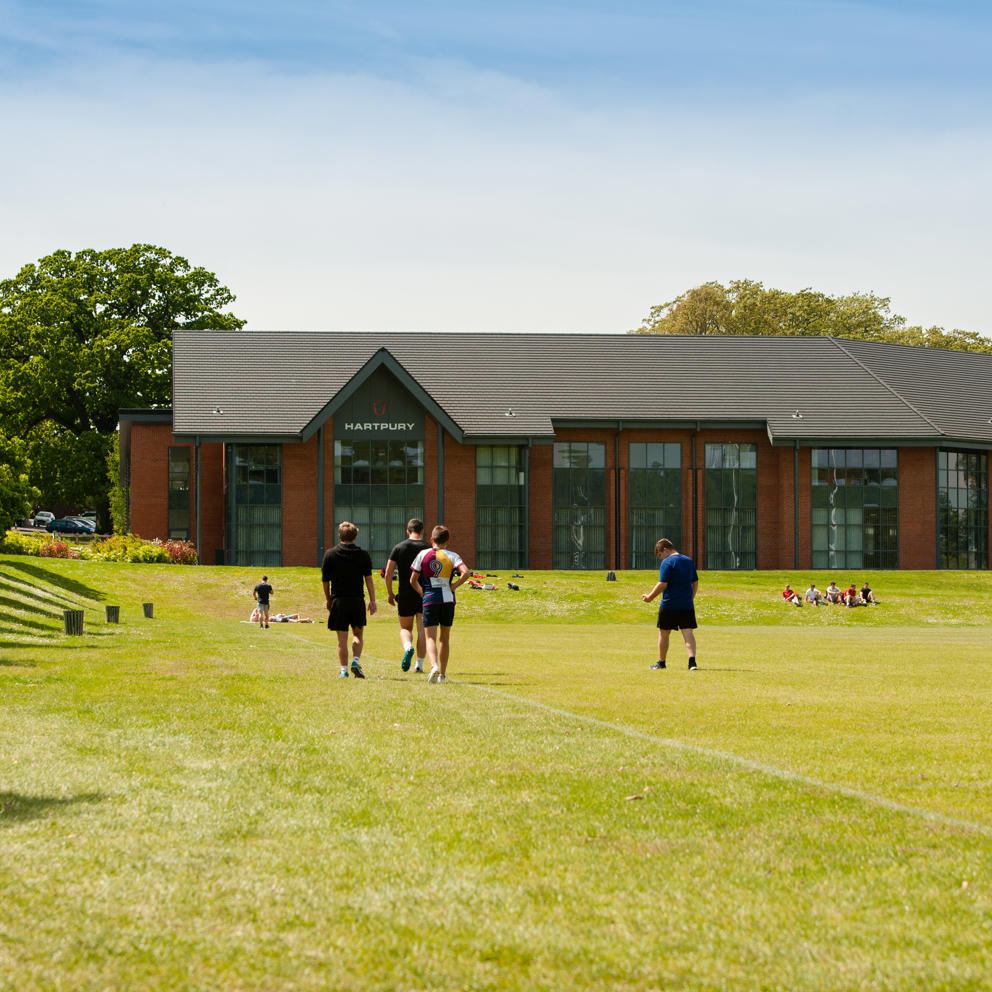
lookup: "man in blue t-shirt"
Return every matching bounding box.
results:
[641,538,699,671]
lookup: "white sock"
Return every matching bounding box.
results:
[352,656,361,665]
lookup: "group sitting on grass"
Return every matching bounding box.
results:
[782,581,878,607]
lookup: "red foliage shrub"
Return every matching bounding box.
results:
[39,540,82,560]
[160,539,199,565]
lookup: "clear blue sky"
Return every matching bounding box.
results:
[2,0,990,333]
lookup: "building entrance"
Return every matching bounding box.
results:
[333,439,425,565]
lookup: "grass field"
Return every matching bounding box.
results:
[2,556,991,991]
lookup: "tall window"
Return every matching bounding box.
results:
[553,442,606,570]
[938,450,988,569]
[334,440,425,566]
[476,446,526,569]
[227,445,281,566]
[167,447,191,540]
[704,443,757,569]
[629,442,682,569]
[811,448,898,569]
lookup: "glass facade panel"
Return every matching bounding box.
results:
[475,445,526,569]
[629,442,682,569]
[227,445,281,566]
[937,450,988,569]
[167,447,191,540]
[334,440,425,566]
[810,448,898,569]
[553,442,606,569]
[704,443,757,569]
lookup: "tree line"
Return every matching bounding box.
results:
[1,251,989,534]
[630,278,992,353]
[0,245,244,532]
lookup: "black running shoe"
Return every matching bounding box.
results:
[350,661,366,679]
[650,660,666,670]
[688,659,698,671]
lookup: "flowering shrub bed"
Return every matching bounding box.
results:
[1,531,49,555]
[38,540,83,559]
[1,530,199,565]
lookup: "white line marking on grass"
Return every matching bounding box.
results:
[467,682,992,840]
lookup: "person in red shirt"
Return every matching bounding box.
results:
[782,583,802,606]
[844,583,859,607]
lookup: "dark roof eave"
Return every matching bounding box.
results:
[768,433,962,447]
[119,408,174,423]
[550,418,767,430]
[172,432,304,444]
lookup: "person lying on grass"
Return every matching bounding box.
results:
[243,610,312,623]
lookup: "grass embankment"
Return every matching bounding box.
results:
[1,558,991,990]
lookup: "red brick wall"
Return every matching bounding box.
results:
[899,447,936,569]
[320,421,335,554]
[756,442,793,570]
[129,423,173,541]
[197,443,225,565]
[796,446,812,569]
[128,418,958,572]
[988,455,992,568]
[528,444,553,569]
[442,432,477,565]
[282,436,319,566]
[127,425,224,565]
[424,419,439,529]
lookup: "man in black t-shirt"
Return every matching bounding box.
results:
[383,518,430,673]
[321,521,377,679]
[252,575,273,628]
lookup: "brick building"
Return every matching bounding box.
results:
[119,331,992,571]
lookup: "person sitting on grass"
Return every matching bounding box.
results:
[825,581,843,604]
[844,583,860,607]
[782,583,802,606]
[804,582,823,606]
[859,582,877,606]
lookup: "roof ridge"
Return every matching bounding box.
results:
[827,336,945,437]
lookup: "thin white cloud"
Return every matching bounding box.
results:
[0,33,989,336]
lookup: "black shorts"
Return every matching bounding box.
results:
[396,587,423,618]
[327,596,367,632]
[423,602,456,628]
[657,607,697,631]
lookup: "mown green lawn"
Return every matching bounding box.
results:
[2,556,991,991]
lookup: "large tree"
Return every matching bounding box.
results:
[0,245,245,513]
[631,279,992,353]
[0,431,38,532]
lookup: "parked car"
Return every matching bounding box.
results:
[47,517,93,534]
[66,517,97,533]
[33,511,55,528]
[79,510,98,521]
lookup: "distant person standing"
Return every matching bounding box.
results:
[384,518,431,673]
[321,521,377,679]
[642,538,699,671]
[253,575,273,628]
[410,525,470,684]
